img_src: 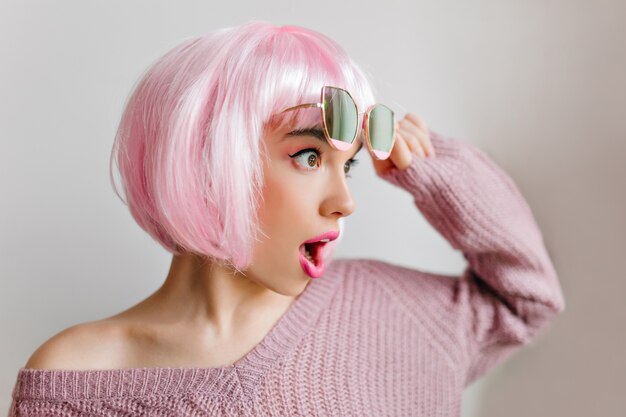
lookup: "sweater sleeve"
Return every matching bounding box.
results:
[378,129,566,386]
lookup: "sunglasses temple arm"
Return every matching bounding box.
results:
[278,102,323,114]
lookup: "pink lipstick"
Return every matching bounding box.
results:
[298,230,339,279]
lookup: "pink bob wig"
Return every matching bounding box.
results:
[109,20,377,272]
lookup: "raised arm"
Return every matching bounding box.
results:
[378,128,566,386]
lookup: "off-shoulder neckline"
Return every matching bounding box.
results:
[14,261,345,403]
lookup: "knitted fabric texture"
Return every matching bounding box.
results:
[7,130,566,416]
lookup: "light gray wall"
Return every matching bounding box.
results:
[2,1,624,415]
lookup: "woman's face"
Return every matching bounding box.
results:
[246,123,363,296]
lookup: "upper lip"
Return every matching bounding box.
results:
[303,230,340,245]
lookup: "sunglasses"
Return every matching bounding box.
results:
[277,86,396,160]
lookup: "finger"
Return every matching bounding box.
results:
[389,129,413,171]
[397,124,425,158]
[405,113,429,134]
[414,127,435,158]
[400,117,434,158]
[395,124,416,153]
[398,118,424,141]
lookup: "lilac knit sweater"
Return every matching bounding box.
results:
[7,130,566,416]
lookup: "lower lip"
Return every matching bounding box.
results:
[299,247,325,279]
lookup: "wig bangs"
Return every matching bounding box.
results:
[260,27,377,140]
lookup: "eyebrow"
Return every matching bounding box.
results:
[285,128,364,159]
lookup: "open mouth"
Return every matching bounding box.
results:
[300,241,325,266]
[298,240,330,279]
[298,230,338,279]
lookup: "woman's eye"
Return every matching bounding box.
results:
[344,158,359,178]
[290,148,321,170]
[289,147,358,178]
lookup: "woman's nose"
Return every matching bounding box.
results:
[320,172,356,219]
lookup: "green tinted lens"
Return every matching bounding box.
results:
[368,104,394,152]
[323,87,358,144]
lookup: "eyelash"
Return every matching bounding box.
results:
[289,146,360,178]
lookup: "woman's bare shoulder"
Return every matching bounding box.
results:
[24,319,128,371]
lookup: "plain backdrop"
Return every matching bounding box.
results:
[1,1,625,416]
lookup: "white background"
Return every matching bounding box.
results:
[1,1,625,415]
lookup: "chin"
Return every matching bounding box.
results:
[255,271,309,298]
[280,277,311,297]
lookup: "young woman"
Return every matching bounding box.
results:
[8,21,565,416]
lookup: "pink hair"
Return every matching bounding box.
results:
[109,20,377,271]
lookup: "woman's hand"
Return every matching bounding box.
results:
[370,113,435,176]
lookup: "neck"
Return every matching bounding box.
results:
[138,252,297,338]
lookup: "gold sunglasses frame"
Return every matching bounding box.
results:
[277,85,396,161]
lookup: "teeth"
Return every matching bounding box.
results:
[304,246,315,263]
[302,237,331,266]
